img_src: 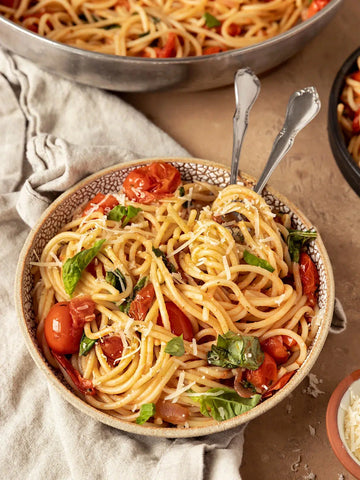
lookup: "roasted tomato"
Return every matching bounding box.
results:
[44,297,95,354]
[157,302,193,342]
[155,32,177,58]
[299,252,319,307]
[128,283,155,321]
[261,336,289,364]
[100,336,124,367]
[82,193,119,216]
[123,162,181,204]
[52,352,96,395]
[155,400,189,424]
[245,352,278,393]
[306,0,331,18]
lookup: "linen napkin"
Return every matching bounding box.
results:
[0,48,247,480]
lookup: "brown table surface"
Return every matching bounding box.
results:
[123,1,360,477]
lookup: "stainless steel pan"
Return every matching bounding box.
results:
[0,0,343,92]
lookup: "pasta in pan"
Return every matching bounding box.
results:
[1,0,329,58]
[337,56,360,168]
[32,162,320,427]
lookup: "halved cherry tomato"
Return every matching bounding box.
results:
[228,23,242,36]
[86,258,105,277]
[157,302,193,342]
[69,296,96,327]
[82,193,119,216]
[155,32,177,58]
[306,0,330,18]
[352,107,360,133]
[245,352,278,393]
[52,351,96,395]
[1,0,20,7]
[261,336,289,364]
[44,302,83,354]
[155,400,189,424]
[100,336,124,367]
[123,162,181,204]
[128,283,155,321]
[299,252,319,307]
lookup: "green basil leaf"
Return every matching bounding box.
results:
[139,30,150,37]
[152,247,177,273]
[136,403,156,425]
[63,239,105,296]
[165,334,185,356]
[103,24,121,30]
[207,332,264,370]
[106,269,127,293]
[204,12,221,28]
[133,276,147,296]
[151,15,160,24]
[243,249,275,272]
[107,205,141,226]
[79,333,96,356]
[189,387,261,421]
[287,229,317,263]
[178,186,185,197]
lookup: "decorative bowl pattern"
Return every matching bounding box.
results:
[15,157,335,438]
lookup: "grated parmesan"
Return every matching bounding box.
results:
[191,338,198,356]
[222,256,231,280]
[344,390,360,461]
[168,227,207,257]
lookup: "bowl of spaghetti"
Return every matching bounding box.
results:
[0,0,343,92]
[15,158,335,437]
[328,47,360,197]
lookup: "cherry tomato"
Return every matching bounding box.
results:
[69,296,96,327]
[155,400,189,424]
[299,252,319,307]
[282,335,297,349]
[123,162,181,204]
[157,302,193,342]
[52,351,96,395]
[128,283,155,321]
[351,71,360,82]
[306,0,330,18]
[228,23,242,36]
[86,258,105,277]
[155,32,177,58]
[352,107,360,133]
[263,371,294,398]
[261,336,289,365]
[44,302,83,354]
[1,0,20,7]
[203,46,224,55]
[100,336,124,367]
[82,193,119,216]
[245,352,278,393]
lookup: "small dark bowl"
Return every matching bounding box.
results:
[328,47,360,196]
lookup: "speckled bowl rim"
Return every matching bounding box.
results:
[15,157,335,438]
[326,370,360,479]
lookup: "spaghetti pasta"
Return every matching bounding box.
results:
[32,162,320,427]
[337,56,360,168]
[1,0,321,57]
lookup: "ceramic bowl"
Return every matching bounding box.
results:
[328,46,360,197]
[326,370,360,479]
[15,157,335,438]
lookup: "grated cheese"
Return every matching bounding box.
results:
[191,338,198,356]
[168,227,207,257]
[344,390,360,461]
[187,389,225,397]
[165,377,196,403]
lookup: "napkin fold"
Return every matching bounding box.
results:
[0,48,246,480]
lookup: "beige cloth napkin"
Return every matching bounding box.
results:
[0,48,246,480]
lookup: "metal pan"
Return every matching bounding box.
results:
[0,0,343,92]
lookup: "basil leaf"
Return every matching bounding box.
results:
[152,247,177,273]
[287,229,317,263]
[119,277,147,313]
[106,269,127,293]
[208,332,264,370]
[79,333,96,356]
[103,24,121,30]
[243,249,275,273]
[63,239,105,296]
[107,205,141,226]
[151,15,160,24]
[204,12,221,28]
[139,30,150,37]
[136,403,156,425]
[178,186,185,197]
[189,387,261,421]
[165,334,185,356]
